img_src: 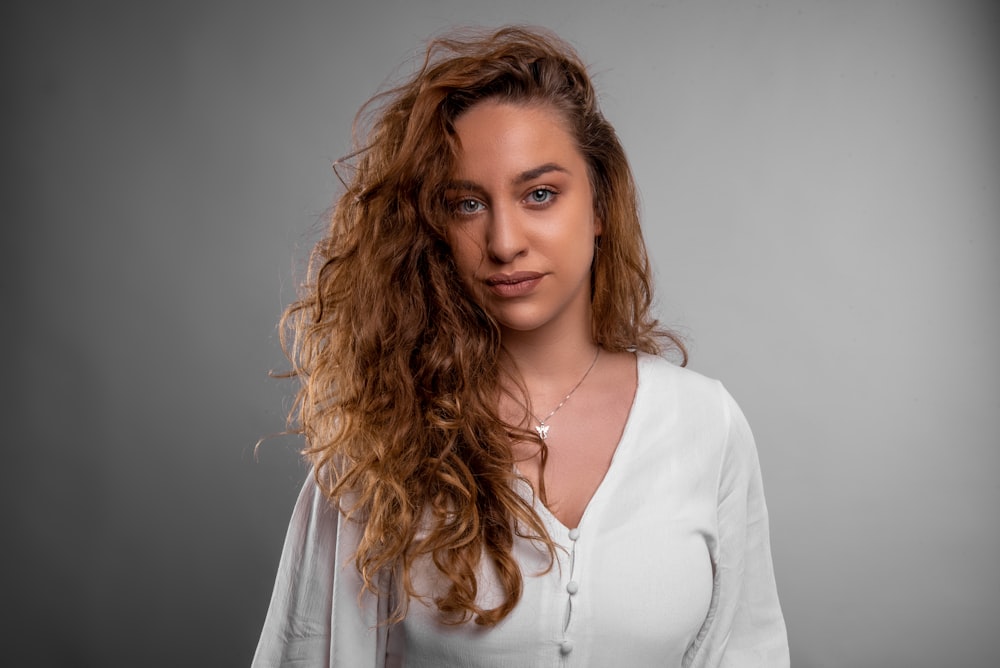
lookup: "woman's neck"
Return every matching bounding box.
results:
[500,327,601,389]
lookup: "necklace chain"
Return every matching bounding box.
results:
[530,347,601,441]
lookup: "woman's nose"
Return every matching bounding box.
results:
[485,206,528,264]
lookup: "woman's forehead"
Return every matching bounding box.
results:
[450,102,584,181]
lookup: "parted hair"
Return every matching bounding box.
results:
[281,25,685,626]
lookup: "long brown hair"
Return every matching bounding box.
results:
[281,25,685,627]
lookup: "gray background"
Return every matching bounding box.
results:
[4,1,998,666]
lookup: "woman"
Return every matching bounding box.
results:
[254,26,788,667]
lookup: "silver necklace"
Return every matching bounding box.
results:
[530,347,601,441]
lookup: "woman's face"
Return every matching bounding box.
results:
[446,101,601,340]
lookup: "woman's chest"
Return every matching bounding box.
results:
[390,473,717,667]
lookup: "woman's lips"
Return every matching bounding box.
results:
[484,271,544,298]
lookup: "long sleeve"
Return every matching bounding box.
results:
[252,476,388,668]
[684,386,789,668]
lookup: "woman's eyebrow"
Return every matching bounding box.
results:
[444,179,486,194]
[513,163,569,185]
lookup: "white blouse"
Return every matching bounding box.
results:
[253,353,789,667]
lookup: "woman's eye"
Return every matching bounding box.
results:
[454,199,484,215]
[527,188,555,205]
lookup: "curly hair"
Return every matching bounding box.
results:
[280,25,686,627]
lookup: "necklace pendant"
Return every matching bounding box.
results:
[535,423,550,440]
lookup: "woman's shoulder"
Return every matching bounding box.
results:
[633,352,753,457]
[636,351,731,406]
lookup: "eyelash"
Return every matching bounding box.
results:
[449,187,558,217]
[454,199,485,215]
[526,187,556,206]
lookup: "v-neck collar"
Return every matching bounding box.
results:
[528,351,647,535]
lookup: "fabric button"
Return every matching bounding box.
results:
[566,581,579,595]
[568,528,581,541]
[560,639,574,655]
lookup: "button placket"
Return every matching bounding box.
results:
[559,526,582,658]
